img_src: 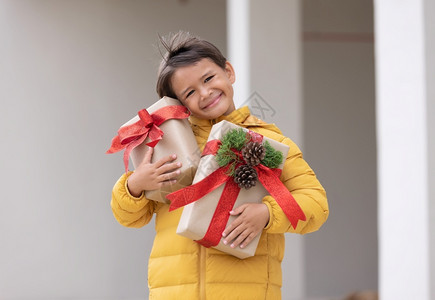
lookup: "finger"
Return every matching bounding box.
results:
[222,215,243,237]
[229,203,247,215]
[157,161,182,175]
[223,223,244,244]
[159,179,177,187]
[141,147,153,164]
[157,169,181,182]
[240,232,257,249]
[154,154,177,168]
[229,229,250,248]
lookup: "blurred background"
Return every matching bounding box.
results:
[0,0,433,299]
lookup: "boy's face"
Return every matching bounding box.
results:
[171,58,236,120]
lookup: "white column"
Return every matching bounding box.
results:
[425,0,435,298]
[374,0,433,299]
[228,1,304,299]
[227,0,250,107]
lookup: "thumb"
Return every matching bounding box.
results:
[142,147,153,164]
[229,204,247,215]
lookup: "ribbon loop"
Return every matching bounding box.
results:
[247,130,263,143]
[201,140,222,157]
[106,105,190,173]
[137,109,153,127]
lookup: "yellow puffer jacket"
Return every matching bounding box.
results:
[111,106,329,300]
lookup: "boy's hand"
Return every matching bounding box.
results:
[222,203,270,249]
[127,147,182,197]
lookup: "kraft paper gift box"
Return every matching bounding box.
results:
[169,120,291,259]
[107,96,200,204]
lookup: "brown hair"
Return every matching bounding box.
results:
[156,31,227,98]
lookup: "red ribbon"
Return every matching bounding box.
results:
[106,105,190,173]
[167,164,241,248]
[201,139,222,156]
[255,164,306,229]
[196,178,240,248]
[166,137,306,248]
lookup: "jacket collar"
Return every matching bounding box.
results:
[189,106,251,128]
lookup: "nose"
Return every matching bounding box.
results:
[199,86,212,100]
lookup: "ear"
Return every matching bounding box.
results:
[224,61,236,84]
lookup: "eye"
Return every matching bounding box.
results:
[204,75,214,83]
[186,90,194,99]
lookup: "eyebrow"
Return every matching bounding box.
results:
[180,70,213,97]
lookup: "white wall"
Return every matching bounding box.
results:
[375,0,433,299]
[0,1,226,298]
[302,1,377,298]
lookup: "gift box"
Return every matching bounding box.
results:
[107,96,200,204]
[167,120,305,259]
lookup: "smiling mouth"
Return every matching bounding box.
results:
[203,93,222,109]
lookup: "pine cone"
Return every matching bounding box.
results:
[234,164,258,189]
[242,142,265,166]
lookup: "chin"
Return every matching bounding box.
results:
[203,112,223,119]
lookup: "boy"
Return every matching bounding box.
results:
[111,32,329,300]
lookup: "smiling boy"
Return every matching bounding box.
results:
[171,58,236,119]
[111,31,329,300]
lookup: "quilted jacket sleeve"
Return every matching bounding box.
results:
[262,137,329,234]
[111,172,157,228]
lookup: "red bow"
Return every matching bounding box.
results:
[166,137,306,248]
[106,105,190,173]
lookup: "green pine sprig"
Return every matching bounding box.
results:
[221,128,247,151]
[261,141,284,168]
[215,128,284,176]
[215,128,247,175]
[216,143,238,167]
